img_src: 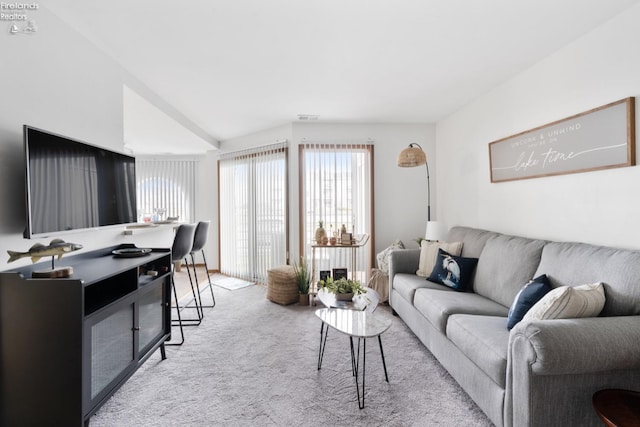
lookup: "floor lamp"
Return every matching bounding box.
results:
[397,143,431,221]
[397,143,445,241]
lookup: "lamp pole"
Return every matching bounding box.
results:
[409,143,430,221]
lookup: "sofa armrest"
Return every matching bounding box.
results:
[510,316,640,375]
[506,316,640,427]
[388,249,420,307]
[388,248,421,277]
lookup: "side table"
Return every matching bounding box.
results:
[310,234,370,300]
[593,389,640,427]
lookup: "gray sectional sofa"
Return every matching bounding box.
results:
[388,226,640,427]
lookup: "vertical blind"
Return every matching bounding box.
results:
[136,157,197,223]
[219,142,288,283]
[300,142,373,283]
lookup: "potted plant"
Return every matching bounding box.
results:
[292,256,310,305]
[318,277,366,301]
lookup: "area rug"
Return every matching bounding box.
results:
[210,273,254,290]
[90,285,493,426]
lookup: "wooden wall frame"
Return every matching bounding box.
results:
[489,97,635,183]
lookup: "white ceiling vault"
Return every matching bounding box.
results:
[46,0,640,153]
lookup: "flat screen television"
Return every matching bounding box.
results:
[23,125,137,238]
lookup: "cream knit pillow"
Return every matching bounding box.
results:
[376,239,405,273]
[416,240,463,278]
[522,282,605,321]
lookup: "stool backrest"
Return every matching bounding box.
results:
[191,220,211,253]
[172,223,197,262]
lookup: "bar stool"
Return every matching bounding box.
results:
[166,223,200,346]
[188,220,216,308]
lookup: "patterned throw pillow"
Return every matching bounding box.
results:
[506,274,551,330]
[427,248,478,291]
[416,240,463,277]
[376,239,405,273]
[522,282,605,321]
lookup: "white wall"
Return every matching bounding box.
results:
[0,7,136,271]
[436,4,640,249]
[192,151,219,269]
[222,122,436,265]
[0,8,200,271]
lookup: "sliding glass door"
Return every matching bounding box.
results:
[219,143,288,283]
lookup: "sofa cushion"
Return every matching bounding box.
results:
[534,242,640,316]
[507,274,551,330]
[392,273,445,304]
[447,226,498,258]
[428,249,478,291]
[474,234,546,307]
[416,240,463,277]
[447,314,510,387]
[522,283,605,321]
[414,288,509,333]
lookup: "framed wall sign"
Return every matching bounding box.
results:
[489,97,635,183]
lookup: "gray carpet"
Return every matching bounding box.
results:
[91,285,494,426]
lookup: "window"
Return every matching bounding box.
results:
[219,143,288,283]
[299,142,374,283]
[136,157,197,223]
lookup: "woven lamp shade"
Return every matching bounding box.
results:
[397,145,427,167]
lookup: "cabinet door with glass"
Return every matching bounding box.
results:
[137,277,169,357]
[83,295,136,416]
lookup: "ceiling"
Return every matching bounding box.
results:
[46,0,640,154]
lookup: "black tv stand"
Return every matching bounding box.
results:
[0,245,172,426]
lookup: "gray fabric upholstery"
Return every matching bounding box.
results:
[447,314,510,387]
[392,273,448,305]
[447,226,497,258]
[390,226,640,427]
[474,234,545,307]
[389,248,420,275]
[391,288,506,426]
[535,241,640,316]
[414,287,508,333]
[507,324,640,427]
[510,316,640,375]
[388,248,420,306]
[506,368,640,427]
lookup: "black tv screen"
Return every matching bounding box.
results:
[24,125,137,238]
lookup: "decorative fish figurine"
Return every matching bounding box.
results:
[7,239,83,263]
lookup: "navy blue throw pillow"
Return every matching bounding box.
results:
[428,248,478,292]
[507,274,551,330]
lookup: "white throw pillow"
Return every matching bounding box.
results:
[376,239,405,273]
[416,240,463,278]
[522,282,605,321]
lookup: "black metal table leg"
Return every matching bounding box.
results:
[350,337,356,376]
[378,335,389,382]
[318,322,329,370]
[355,337,367,409]
[314,308,391,410]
